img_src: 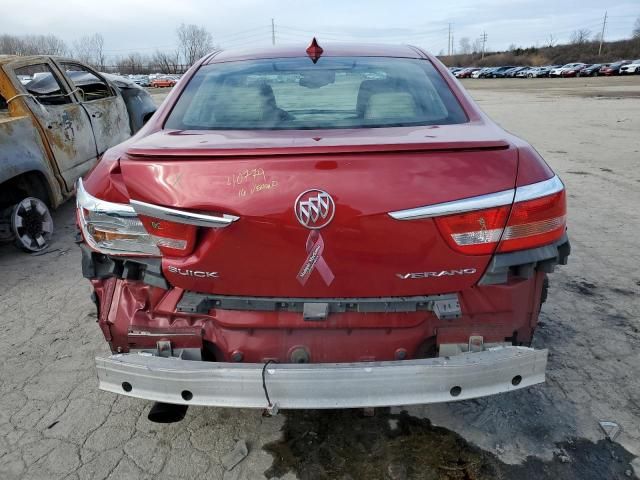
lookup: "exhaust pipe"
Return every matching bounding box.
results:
[147,402,189,423]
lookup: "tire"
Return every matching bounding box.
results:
[540,275,549,307]
[10,197,53,253]
[528,74,533,78]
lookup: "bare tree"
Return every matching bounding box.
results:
[471,38,483,54]
[176,23,213,66]
[73,33,105,68]
[0,35,21,55]
[115,52,149,74]
[92,34,105,70]
[633,17,640,39]
[570,29,592,45]
[38,35,68,56]
[458,37,471,55]
[0,34,67,56]
[151,50,182,73]
[545,34,557,48]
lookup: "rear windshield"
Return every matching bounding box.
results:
[165,56,467,130]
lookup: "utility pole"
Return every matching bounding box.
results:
[271,18,276,46]
[480,32,488,59]
[448,23,451,56]
[598,11,607,56]
[451,29,454,56]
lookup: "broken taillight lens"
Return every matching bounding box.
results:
[435,181,566,255]
[77,179,196,257]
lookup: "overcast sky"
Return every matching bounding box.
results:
[3,0,639,61]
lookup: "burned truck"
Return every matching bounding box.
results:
[0,55,155,252]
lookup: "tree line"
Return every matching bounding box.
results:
[0,23,214,74]
[441,18,640,67]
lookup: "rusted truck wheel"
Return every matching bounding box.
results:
[10,197,53,252]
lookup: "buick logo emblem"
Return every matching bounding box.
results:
[294,189,335,230]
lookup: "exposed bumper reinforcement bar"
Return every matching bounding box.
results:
[96,346,547,409]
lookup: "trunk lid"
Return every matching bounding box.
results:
[120,125,517,297]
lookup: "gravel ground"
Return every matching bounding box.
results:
[0,76,639,479]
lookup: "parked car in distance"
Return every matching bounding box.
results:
[150,76,177,88]
[455,67,480,78]
[505,66,528,78]
[78,42,570,412]
[550,63,583,77]
[561,63,587,77]
[0,55,155,252]
[521,66,551,78]
[600,61,631,76]
[471,68,488,78]
[130,74,151,87]
[578,64,606,76]
[515,67,533,78]
[619,60,640,75]
[489,66,516,77]
[477,67,500,78]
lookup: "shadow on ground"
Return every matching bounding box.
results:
[264,409,637,480]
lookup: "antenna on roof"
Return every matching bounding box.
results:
[306,38,323,64]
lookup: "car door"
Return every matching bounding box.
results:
[56,61,131,156]
[11,60,98,191]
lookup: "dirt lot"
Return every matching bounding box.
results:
[1,76,639,479]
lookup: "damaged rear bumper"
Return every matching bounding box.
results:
[95,346,547,409]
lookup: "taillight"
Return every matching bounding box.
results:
[435,206,510,255]
[76,179,196,257]
[434,176,566,255]
[497,189,566,253]
[137,215,197,256]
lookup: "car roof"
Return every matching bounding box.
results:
[204,42,425,64]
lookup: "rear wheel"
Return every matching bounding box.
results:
[8,197,53,252]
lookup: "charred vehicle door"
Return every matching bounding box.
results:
[10,59,98,191]
[57,62,130,155]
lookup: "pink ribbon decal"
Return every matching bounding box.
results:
[297,230,335,286]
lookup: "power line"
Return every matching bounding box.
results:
[276,24,449,41]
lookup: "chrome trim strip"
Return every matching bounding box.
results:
[388,175,564,221]
[514,175,564,203]
[388,189,515,220]
[76,179,137,217]
[96,346,547,409]
[130,199,239,228]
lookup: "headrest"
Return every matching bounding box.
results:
[364,92,417,121]
[214,84,276,123]
[356,79,412,117]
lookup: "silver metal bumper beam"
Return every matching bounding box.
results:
[95,346,547,409]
